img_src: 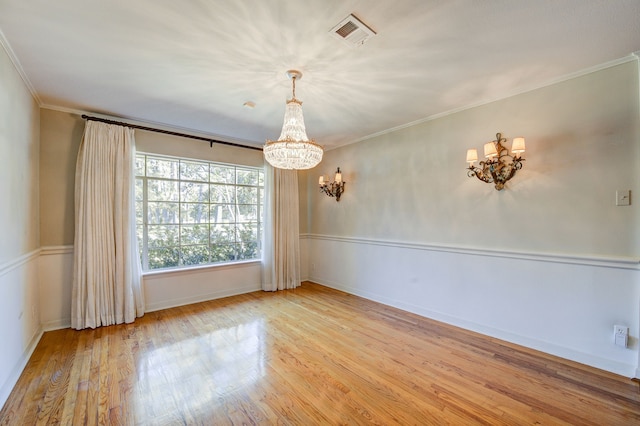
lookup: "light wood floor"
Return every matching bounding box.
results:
[1,282,639,425]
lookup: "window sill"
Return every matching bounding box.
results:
[142,259,261,278]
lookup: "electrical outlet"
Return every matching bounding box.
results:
[616,190,630,206]
[614,325,628,348]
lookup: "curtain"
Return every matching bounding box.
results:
[261,163,301,291]
[71,121,144,329]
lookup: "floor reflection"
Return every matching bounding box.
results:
[134,318,266,422]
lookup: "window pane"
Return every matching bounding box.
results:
[135,155,145,176]
[135,201,144,224]
[237,204,257,222]
[148,247,179,269]
[237,187,257,204]
[136,225,144,252]
[211,224,236,243]
[210,184,235,204]
[181,245,210,266]
[148,179,179,202]
[237,223,258,243]
[181,224,209,245]
[181,182,209,202]
[210,165,235,184]
[147,157,179,179]
[210,243,237,263]
[135,179,144,201]
[237,241,258,260]
[181,203,209,224]
[258,171,264,186]
[148,202,179,224]
[237,168,258,185]
[148,224,179,248]
[180,160,209,182]
[210,204,235,224]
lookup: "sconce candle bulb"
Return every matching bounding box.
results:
[319,167,346,201]
[466,132,525,190]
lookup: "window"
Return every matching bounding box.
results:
[135,153,264,271]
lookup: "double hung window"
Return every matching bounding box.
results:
[135,153,264,271]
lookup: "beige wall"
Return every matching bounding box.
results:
[0,51,39,261]
[0,42,41,407]
[135,128,264,167]
[39,110,84,246]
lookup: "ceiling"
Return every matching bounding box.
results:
[1,1,639,150]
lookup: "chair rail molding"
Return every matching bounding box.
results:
[303,233,640,270]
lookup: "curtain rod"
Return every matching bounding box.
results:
[81,114,263,151]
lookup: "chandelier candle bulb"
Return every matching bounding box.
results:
[466,149,478,164]
[512,137,526,154]
[319,176,325,185]
[335,171,342,183]
[484,142,498,158]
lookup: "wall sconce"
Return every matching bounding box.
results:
[466,132,525,190]
[319,168,346,201]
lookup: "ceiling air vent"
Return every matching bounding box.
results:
[330,14,376,47]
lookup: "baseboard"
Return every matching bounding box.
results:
[0,327,43,410]
[42,319,71,332]
[145,284,262,313]
[313,277,638,378]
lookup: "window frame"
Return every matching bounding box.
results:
[135,152,264,272]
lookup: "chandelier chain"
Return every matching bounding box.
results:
[292,76,296,99]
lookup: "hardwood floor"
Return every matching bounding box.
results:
[1,282,639,425]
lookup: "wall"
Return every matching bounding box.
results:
[38,109,267,327]
[306,59,640,377]
[0,43,41,408]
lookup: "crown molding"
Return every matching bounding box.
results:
[0,27,42,106]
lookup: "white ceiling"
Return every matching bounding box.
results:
[1,1,639,149]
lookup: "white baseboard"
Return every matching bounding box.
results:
[42,319,71,331]
[145,284,261,313]
[0,327,43,410]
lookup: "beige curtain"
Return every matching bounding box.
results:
[71,121,144,329]
[261,163,301,291]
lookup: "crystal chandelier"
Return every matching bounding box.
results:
[264,70,323,170]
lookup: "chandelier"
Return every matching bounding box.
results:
[264,70,323,170]
[466,132,525,190]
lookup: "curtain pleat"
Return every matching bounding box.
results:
[71,121,144,329]
[261,164,301,291]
